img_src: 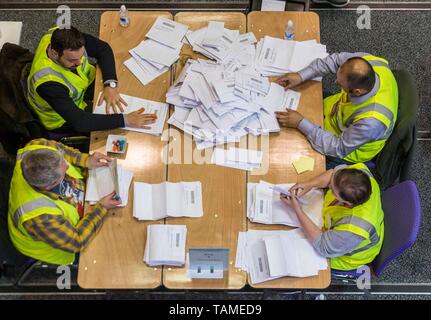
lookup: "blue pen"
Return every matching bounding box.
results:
[272,186,307,205]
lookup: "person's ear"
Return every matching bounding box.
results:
[51,49,60,60]
[351,88,366,97]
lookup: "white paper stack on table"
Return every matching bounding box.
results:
[133,181,203,220]
[166,24,304,150]
[144,224,187,266]
[124,16,188,85]
[85,159,134,207]
[247,180,324,227]
[94,93,168,135]
[211,147,263,171]
[255,36,328,77]
[235,229,328,284]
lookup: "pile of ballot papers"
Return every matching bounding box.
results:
[85,159,134,207]
[94,93,168,136]
[235,229,328,284]
[125,17,189,85]
[166,20,327,150]
[166,57,301,150]
[144,224,187,266]
[247,180,324,227]
[133,181,203,220]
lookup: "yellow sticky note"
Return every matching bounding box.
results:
[293,156,315,174]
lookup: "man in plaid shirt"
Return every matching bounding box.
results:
[8,139,121,265]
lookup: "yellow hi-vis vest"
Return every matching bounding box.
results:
[323,55,398,163]
[8,144,83,265]
[27,27,96,130]
[323,163,384,271]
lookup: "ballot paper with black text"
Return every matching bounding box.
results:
[144,224,187,266]
[133,181,203,220]
[247,180,324,227]
[94,93,168,136]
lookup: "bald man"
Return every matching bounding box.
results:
[275,52,398,168]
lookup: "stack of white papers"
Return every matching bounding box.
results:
[144,224,187,266]
[85,160,134,207]
[124,17,188,85]
[133,181,203,220]
[247,180,324,227]
[94,93,168,136]
[235,229,327,284]
[211,147,263,171]
[255,36,328,76]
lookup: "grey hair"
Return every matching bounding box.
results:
[21,149,64,188]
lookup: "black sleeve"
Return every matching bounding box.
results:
[83,33,117,82]
[37,82,125,133]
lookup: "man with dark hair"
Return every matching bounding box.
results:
[333,167,372,206]
[27,26,157,133]
[280,163,384,271]
[275,52,398,168]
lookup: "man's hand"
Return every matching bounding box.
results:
[124,107,158,129]
[98,86,128,114]
[289,182,314,198]
[276,72,303,89]
[275,109,304,128]
[99,191,122,209]
[280,193,302,214]
[86,151,112,169]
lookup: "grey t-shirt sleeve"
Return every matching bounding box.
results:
[312,230,365,258]
[298,52,370,81]
[297,117,387,159]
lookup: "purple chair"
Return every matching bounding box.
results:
[331,180,421,280]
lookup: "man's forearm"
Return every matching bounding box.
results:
[295,208,322,242]
[298,52,368,81]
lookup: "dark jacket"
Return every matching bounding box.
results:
[374,69,418,190]
[0,43,43,155]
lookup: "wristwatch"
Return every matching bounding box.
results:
[104,80,118,88]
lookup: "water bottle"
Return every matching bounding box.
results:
[119,5,130,27]
[284,20,295,40]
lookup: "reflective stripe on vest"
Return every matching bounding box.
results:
[13,197,59,229]
[333,215,381,256]
[28,67,79,109]
[366,59,389,68]
[344,102,395,139]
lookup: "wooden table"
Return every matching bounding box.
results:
[78,11,330,290]
[77,11,173,289]
[247,12,330,289]
[162,12,248,290]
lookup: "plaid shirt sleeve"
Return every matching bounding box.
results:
[22,203,108,253]
[25,138,89,168]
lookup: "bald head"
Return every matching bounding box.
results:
[337,57,376,96]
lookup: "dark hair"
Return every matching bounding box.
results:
[333,168,372,206]
[50,26,85,56]
[344,57,376,92]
